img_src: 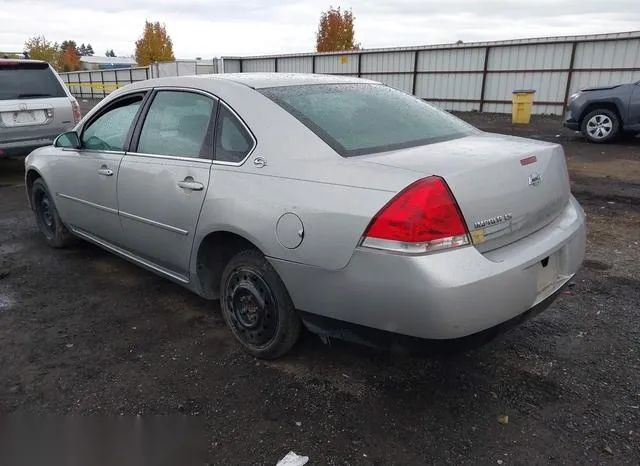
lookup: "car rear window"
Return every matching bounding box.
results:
[259,83,477,157]
[0,61,66,100]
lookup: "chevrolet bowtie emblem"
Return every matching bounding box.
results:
[528,172,542,186]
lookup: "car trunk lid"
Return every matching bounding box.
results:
[361,133,571,253]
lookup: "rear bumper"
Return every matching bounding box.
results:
[270,195,586,341]
[299,282,568,352]
[0,136,57,156]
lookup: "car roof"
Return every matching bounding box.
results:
[0,58,48,64]
[105,73,381,109]
[193,72,376,89]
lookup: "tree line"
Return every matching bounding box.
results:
[17,6,359,71]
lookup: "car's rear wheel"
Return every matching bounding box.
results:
[581,109,620,143]
[220,249,301,359]
[31,178,75,248]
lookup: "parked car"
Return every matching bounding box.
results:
[24,73,586,359]
[0,59,81,157]
[564,80,640,143]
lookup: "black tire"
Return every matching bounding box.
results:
[580,109,620,143]
[30,178,75,248]
[220,249,301,359]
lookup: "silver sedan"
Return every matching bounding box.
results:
[24,73,586,359]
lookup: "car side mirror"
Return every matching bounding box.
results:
[54,131,81,149]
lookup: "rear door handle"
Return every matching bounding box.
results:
[177,178,204,191]
[97,167,113,176]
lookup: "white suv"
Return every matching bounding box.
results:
[0,59,81,157]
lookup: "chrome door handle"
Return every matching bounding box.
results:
[97,168,113,176]
[177,180,204,191]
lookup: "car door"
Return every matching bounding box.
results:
[117,89,217,278]
[51,91,148,244]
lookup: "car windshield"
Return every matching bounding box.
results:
[0,62,67,100]
[259,83,478,157]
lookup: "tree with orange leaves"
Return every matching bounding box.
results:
[316,6,360,52]
[59,42,81,72]
[135,21,175,66]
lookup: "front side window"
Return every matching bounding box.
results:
[214,104,254,163]
[137,91,216,158]
[82,95,144,151]
[259,83,478,157]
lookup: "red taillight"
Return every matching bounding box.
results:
[71,100,82,123]
[361,176,470,254]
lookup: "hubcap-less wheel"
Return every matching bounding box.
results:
[225,267,279,348]
[586,114,613,140]
[220,249,302,359]
[34,189,56,238]
[30,178,75,249]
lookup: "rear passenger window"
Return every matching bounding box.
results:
[214,104,254,163]
[137,91,216,158]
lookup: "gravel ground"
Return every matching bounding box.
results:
[1,111,639,465]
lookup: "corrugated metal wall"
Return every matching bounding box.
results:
[60,32,640,115]
[149,59,221,78]
[222,31,640,115]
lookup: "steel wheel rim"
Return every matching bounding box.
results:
[35,189,56,237]
[225,267,278,348]
[586,115,613,139]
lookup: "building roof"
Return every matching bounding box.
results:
[222,30,640,59]
[79,56,137,65]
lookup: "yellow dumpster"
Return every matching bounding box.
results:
[512,90,536,124]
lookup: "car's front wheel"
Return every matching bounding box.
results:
[30,178,75,248]
[220,249,301,359]
[581,109,620,143]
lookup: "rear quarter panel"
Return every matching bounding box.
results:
[197,166,401,271]
[190,81,421,271]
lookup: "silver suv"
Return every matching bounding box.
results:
[0,59,81,157]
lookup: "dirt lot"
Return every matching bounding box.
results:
[1,111,639,464]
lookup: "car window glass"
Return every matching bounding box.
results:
[82,95,143,151]
[0,62,66,100]
[260,84,478,157]
[137,91,215,158]
[215,105,254,163]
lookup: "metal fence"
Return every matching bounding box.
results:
[60,59,222,99]
[60,67,150,99]
[222,31,640,115]
[59,31,640,116]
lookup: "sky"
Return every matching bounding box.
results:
[1,0,638,58]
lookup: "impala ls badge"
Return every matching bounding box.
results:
[473,212,513,229]
[529,172,542,186]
